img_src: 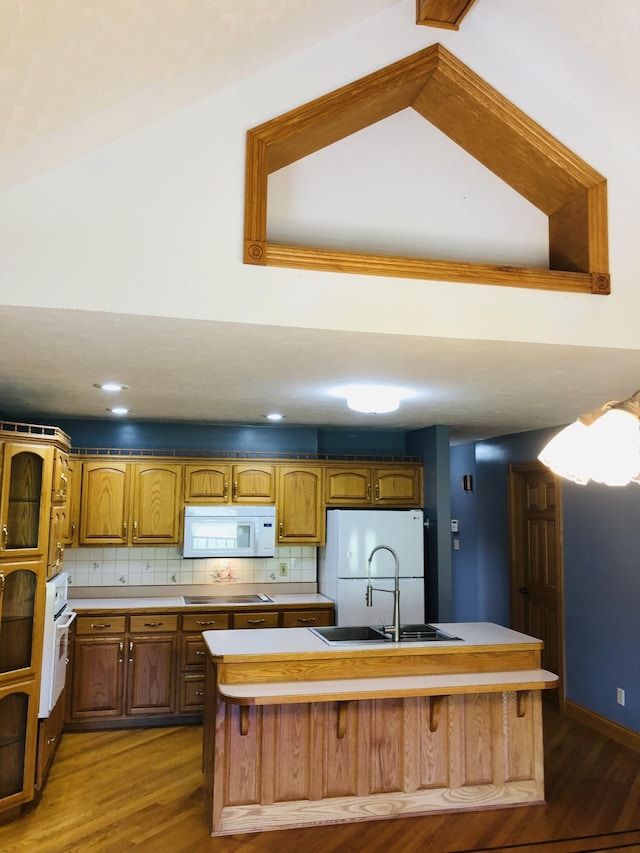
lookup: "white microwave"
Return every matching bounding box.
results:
[183,505,276,558]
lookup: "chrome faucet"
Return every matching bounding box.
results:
[366,544,401,642]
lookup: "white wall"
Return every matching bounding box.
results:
[1,0,640,350]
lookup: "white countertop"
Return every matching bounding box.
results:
[203,622,543,659]
[69,593,333,611]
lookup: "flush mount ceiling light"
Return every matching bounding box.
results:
[538,390,640,486]
[265,413,284,421]
[329,384,415,415]
[94,382,129,392]
[107,407,129,416]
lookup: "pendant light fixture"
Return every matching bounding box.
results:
[538,390,640,486]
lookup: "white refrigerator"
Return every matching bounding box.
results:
[318,509,425,627]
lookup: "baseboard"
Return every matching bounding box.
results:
[564,699,640,751]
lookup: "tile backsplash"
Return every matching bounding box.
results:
[64,545,316,587]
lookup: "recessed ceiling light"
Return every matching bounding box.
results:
[107,407,129,416]
[265,413,284,421]
[94,382,129,392]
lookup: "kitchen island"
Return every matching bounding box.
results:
[202,622,558,836]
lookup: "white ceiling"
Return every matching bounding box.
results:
[2,0,640,445]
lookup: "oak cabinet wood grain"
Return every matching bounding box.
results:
[79,461,182,546]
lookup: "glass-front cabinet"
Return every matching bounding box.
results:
[0,422,70,819]
[0,561,42,682]
[0,682,38,809]
[0,443,53,561]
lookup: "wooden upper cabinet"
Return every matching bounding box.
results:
[130,463,182,545]
[62,457,80,547]
[51,449,70,505]
[277,466,324,545]
[374,466,423,506]
[79,462,182,546]
[325,465,422,507]
[184,463,275,504]
[0,443,53,561]
[79,462,129,545]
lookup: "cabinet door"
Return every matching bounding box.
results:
[277,467,325,545]
[47,504,67,578]
[184,464,231,503]
[70,636,125,719]
[232,464,275,503]
[51,449,70,505]
[130,464,182,545]
[126,635,177,715]
[0,561,42,682]
[374,467,422,506]
[79,462,129,545]
[324,467,373,505]
[0,680,38,811]
[62,457,80,546]
[0,443,52,561]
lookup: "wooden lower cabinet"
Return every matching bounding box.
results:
[178,612,230,713]
[35,687,66,790]
[69,614,179,726]
[67,605,334,728]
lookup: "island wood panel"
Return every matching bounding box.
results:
[206,682,545,836]
[215,646,543,685]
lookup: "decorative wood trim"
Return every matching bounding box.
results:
[244,44,609,294]
[416,0,477,30]
[564,700,640,752]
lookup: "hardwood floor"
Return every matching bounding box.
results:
[0,702,638,853]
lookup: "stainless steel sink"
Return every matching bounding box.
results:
[309,626,390,644]
[309,624,462,645]
[182,594,273,605]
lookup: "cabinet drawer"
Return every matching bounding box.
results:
[281,609,333,628]
[181,635,208,669]
[179,674,206,712]
[129,614,178,633]
[182,612,230,632]
[75,615,127,635]
[233,611,279,629]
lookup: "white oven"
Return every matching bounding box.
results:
[39,571,76,718]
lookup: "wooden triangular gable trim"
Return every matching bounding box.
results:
[244,44,609,295]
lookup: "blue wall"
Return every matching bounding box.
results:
[53,418,415,458]
[453,425,640,735]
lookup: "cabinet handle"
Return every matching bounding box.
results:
[1,525,7,549]
[195,650,206,656]
[71,522,76,535]
[0,571,4,596]
[367,483,371,499]
[279,521,284,540]
[296,617,316,624]
[195,620,216,626]
[90,623,112,629]
[247,619,266,625]
[123,521,127,537]
[133,521,138,541]
[129,641,134,662]
[118,642,124,663]
[143,621,163,627]
[375,483,380,501]
[233,480,238,499]
[47,735,56,745]
[223,481,228,500]
[194,691,205,697]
